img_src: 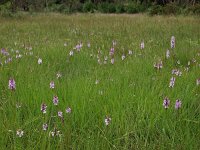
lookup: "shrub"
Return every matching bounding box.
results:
[187,4,200,15]
[125,2,139,14]
[0,1,13,17]
[70,2,83,13]
[98,2,116,13]
[83,1,96,13]
[163,3,180,15]
[108,3,116,13]
[115,3,125,13]
[148,5,163,15]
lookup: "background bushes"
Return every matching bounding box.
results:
[0,0,200,15]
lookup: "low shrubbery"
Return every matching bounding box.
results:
[0,1,200,16]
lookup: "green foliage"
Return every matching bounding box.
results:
[0,0,200,15]
[163,3,180,15]
[115,3,125,13]
[148,5,163,15]
[98,2,116,13]
[125,2,139,14]
[187,4,200,15]
[83,1,96,12]
[0,1,13,17]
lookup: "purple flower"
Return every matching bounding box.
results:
[41,103,47,114]
[66,107,72,114]
[175,99,182,110]
[163,97,170,109]
[8,78,16,90]
[50,81,55,89]
[105,116,111,126]
[172,69,182,76]
[43,123,48,131]
[1,48,9,56]
[169,77,175,88]
[58,111,63,117]
[171,36,175,48]
[75,43,82,52]
[109,47,115,56]
[53,96,59,105]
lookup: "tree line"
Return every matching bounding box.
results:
[0,0,200,15]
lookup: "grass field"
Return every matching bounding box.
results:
[0,13,200,149]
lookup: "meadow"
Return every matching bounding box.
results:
[0,13,200,149]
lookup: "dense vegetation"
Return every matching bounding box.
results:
[0,0,200,15]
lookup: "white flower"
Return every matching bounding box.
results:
[177,60,180,65]
[38,58,42,64]
[197,78,200,85]
[128,50,133,55]
[87,42,91,48]
[105,117,111,126]
[154,60,163,70]
[56,72,62,79]
[111,58,114,64]
[140,41,144,49]
[112,40,117,46]
[104,56,108,61]
[16,129,24,137]
[95,80,99,84]
[16,54,22,59]
[69,50,74,56]
[122,54,126,60]
[166,49,170,59]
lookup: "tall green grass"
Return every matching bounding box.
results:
[0,14,200,149]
